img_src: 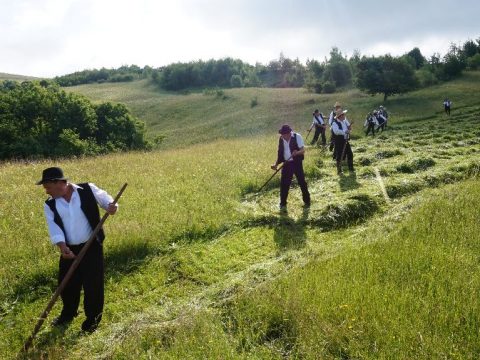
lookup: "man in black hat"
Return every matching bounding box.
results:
[37,167,118,332]
[271,125,311,209]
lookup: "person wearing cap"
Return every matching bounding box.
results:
[328,101,343,155]
[36,167,118,332]
[271,125,311,209]
[331,109,354,174]
[308,109,326,146]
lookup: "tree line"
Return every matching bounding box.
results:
[0,80,151,160]
[54,65,154,86]
[54,38,480,101]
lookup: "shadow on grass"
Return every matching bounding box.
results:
[273,208,308,251]
[3,241,158,309]
[339,171,361,192]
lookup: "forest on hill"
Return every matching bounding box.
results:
[54,38,480,98]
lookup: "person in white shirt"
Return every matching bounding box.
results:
[331,109,354,175]
[328,101,343,156]
[375,110,387,132]
[37,167,118,333]
[271,124,311,209]
[308,109,326,146]
[443,98,451,115]
[364,112,378,137]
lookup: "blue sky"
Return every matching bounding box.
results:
[0,0,478,77]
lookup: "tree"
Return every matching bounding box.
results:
[356,55,418,101]
[230,74,243,88]
[323,47,352,87]
[304,59,325,93]
[462,40,479,58]
[0,80,150,159]
[407,47,426,69]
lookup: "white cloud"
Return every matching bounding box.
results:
[0,0,478,77]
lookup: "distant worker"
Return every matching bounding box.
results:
[364,112,377,137]
[328,101,343,156]
[443,98,451,115]
[331,109,354,175]
[308,109,326,146]
[375,110,387,132]
[271,124,311,210]
[37,167,118,333]
[379,105,389,128]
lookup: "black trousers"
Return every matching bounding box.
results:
[334,137,354,170]
[280,160,310,206]
[329,129,335,152]
[445,106,450,115]
[377,120,386,132]
[311,126,326,145]
[58,240,104,323]
[365,123,375,136]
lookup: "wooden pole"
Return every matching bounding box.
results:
[257,156,293,193]
[21,183,128,353]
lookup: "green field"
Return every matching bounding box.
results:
[1,71,480,359]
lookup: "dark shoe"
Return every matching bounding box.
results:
[81,318,99,333]
[51,315,74,327]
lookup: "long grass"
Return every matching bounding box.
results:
[1,71,479,359]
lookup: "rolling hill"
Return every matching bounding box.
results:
[1,71,480,359]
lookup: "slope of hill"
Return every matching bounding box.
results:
[1,72,479,359]
[67,71,480,149]
[0,72,41,81]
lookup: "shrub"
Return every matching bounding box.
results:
[415,68,439,87]
[467,54,480,70]
[322,81,336,94]
[230,74,243,88]
[250,96,258,108]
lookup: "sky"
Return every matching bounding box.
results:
[1,0,479,78]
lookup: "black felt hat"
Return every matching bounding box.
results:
[278,124,293,134]
[36,167,68,185]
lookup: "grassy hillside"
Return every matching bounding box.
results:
[1,73,479,359]
[0,72,41,82]
[67,71,480,149]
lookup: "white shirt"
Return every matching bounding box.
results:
[328,111,336,126]
[282,132,304,162]
[364,116,379,127]
[312,114,325,126]
[44,183,115,245]
[331,118,351,139]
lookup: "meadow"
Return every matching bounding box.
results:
[1,71,479,359]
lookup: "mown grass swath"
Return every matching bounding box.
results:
[1,71,479,359]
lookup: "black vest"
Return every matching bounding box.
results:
[277,133,304,163]
[45,183,105,244]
